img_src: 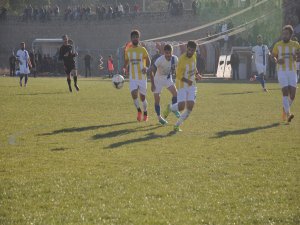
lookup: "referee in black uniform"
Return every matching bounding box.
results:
[59,35,79,92]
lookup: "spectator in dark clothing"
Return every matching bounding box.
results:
[9,53,17,76]
[29,50,37,77]
[84,53,92,77]
[230,52,240,80]
[268,54,276,79]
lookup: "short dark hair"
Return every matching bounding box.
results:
[187,41,197,49]
[62,34,68,39]
[131,30,140,38]
[164,44,173,52]
[283,25,294,36]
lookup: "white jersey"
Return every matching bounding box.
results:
[16,49,30,74]
[252,45,269,66]
[154,55,178,78]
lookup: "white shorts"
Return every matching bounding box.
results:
[129,79,147,96]
[177,86,197,103]
[278,71,297,88]
[255,63,267,75]
[19,64,30,74]
[153,76,174,94]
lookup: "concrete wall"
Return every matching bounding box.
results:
[0,15,209,74]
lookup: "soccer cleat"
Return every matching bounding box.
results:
[173,110,181,118]
[282,108,287,121]
[74,84,80,91]
[137,111,142,122]
[158,117,168,125]
[263,88,268,92]
[287,114,294,123]
[163,104,171,119]
[173,125,182,132]
[143,114,148,122]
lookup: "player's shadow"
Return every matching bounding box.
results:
[219,91,255,95]
[104,131,176,149]
[38,121,136,136]
[212,123,280,138]
[17,92,66,96]
[91,124,161,140]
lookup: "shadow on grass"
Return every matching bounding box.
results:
[92,124,161,140]
[104,130,176,149]
[16,92,66,96]
[39,121,136,136]
[50,147,69,151]
[219,91,256,95]
[212,123,280,138]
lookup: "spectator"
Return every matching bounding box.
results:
[230,51,240,80]
[9,53,17,76]
[84,53,92,77]
[107,55,114,78]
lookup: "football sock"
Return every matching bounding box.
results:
[172,96,177,104]
[142,100,148,112]
[283,96,290,115]
[155,104,160,116]
[24,75,28,85]
[175,109,191,126]
[67,78,71,87]
[73,76,78,85]
[133,98,141,112]
[171,103,179,112]
[288,98,293,107]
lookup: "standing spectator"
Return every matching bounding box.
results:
[84,53,92,77]
[230,51,240,80]
[54,5,59,16]
[107,55,114,78]
[192,0,199,15]
[29,50,37,77]
[268,54,276,79]
[16,42,32,87]
[9,53,17,76]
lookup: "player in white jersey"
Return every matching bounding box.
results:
[16,42,32,87]
[251,35,270,92]
[272,25,300,122]
[124,30,151,122]
[150,44,180,125]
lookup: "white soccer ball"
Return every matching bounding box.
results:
[112,74,125,89]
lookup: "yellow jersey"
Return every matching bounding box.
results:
[175,53,197,89]
[125,46,149,80]
[272,40,300,72]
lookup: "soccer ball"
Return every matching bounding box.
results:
[112,74,125,89]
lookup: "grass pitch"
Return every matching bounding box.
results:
[0,77,299,225]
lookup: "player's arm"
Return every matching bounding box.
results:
[195,68,202,81]
[176,60,192,86]
[142,48,150,74]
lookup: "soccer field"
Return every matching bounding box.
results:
[0,77,299,225]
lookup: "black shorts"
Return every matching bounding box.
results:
[64,65,76,75]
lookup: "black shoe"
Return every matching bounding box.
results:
[74,84,79,91]
[288,114,294,123]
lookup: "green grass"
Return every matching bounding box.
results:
[0,77,299,225]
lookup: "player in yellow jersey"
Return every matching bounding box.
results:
[272,25,300,122]
[163,41,202,132]
[124,30,151,121]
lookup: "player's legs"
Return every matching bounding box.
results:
[174,87,196,131]
[137,80,148,121]
[167,84,180,118]
[24,74,28,87]
[19,74,24,87]
[65,67,72,92]
[71,69,79,91]
[130,80,143,121]
[286,73,297,122]
[257,73,267,91]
